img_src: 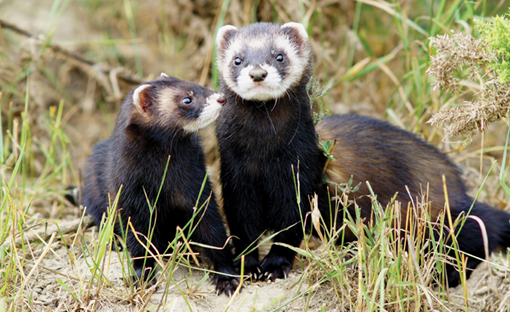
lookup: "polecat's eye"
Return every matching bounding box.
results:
[234,57,242,66]
[275,54,284,62]
[182,97,193,105]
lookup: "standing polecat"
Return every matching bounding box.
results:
[215,22,510,287]
[216,22,327,281]
[82,74,239,295]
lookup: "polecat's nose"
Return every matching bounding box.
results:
[249,67,268,82]
[217,94,226,105]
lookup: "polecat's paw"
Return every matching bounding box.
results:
[212,274,241,296]
[234,256,261,280]
[444,262,475,288]
[259,255,292,281]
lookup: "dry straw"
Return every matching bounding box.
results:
[427,17,510,139]
[427,33,510,138]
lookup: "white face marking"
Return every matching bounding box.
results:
[273,37,308,97]
[247,37,267,49]
[234,64,284,101]
[281,22,309,40]
[182,93,224,133]
[219,36,243,91]
[216,23,311,101]
[216,25,237,52]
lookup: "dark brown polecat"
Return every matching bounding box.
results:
[215,22,510,287]
[82,74,239,295]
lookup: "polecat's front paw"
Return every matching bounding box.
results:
[234,254,261,280]
[259,255,292,282]
[212,274,241,296]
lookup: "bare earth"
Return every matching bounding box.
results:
[15,215,507,311]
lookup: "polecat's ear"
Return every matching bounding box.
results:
[160,72,169,78]
[216,25,238,58]
[281,22,309,49]
[132,84,153,115]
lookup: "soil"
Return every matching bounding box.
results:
[15,215,508,311]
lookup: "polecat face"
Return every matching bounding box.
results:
[216,22,312,101]
[129,74,226,133]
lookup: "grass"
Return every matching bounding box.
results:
[1,0,510,311]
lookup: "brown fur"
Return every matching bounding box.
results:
[318,115,464,224]
[316,114,510,287]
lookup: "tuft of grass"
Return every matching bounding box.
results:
[286,184,497,311]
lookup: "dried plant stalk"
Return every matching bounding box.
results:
[427,32,510,138]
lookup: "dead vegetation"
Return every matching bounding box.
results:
[427,32,510,139]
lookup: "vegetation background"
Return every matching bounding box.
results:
[1,0,510,311]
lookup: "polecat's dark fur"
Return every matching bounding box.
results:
[216,76,324,281]
[215,22,510,287]
[82,75,239,295]
[216,22,328,281]
[319,114,510,285]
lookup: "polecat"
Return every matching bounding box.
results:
[215,22,510,287]
[82,74,239,295]
[318,114,510,285]
[216,22,327,281]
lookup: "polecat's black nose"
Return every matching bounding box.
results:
[218,94,226,105]
[249,67,268,82]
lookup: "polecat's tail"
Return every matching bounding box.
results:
[454,201,510,256]
[471,201,510,250]
[497,207,510,249]
[443,200,510,287]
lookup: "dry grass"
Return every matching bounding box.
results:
[427,32,510,139]
[1,0,510,311]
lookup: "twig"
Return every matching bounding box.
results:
[2,216,94,248]
[0,19,142,85]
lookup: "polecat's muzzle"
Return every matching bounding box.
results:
[249,67,268,82]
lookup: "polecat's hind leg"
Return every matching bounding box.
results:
[192,205,241,296]
[222,182,265,280]
[124,223,159,288]
[131,256,157,288]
